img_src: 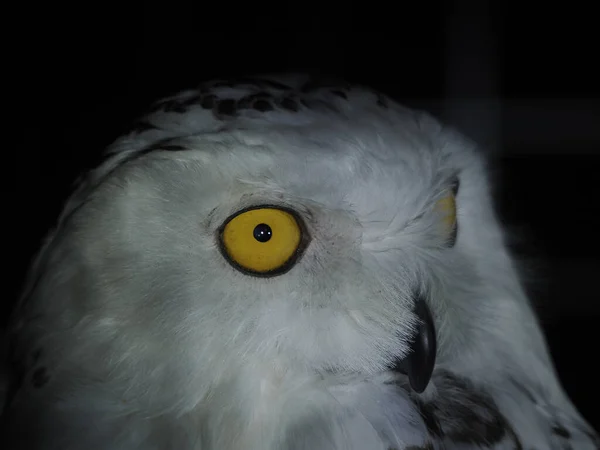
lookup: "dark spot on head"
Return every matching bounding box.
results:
[216,99,237,116]
[139,139,187,154]
[236,92,279,113]
[551,423,571,438]
[163,100,188,114]
[160,144,187,152]
[253,99,273,112]
[31,367,49,388]
[331,89,348,99]
[254,91,271,98]
[237,95,254,109]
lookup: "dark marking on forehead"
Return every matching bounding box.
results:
[237,93,264,109]
[137,139,189,154]
[31,367,49,388]
[552,423,571,438]
[144,75,362,123]
[162,100,188,114]
[253,99,273,112]
[237,93,275,112]
[148,93,204,115]
[160,144,188,152]
[331,89,348,99]
[215,99,237,117]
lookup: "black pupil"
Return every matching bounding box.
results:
[253,223,272,243]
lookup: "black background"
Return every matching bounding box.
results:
[8,1,600,432]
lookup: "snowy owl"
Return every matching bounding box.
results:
[1,74,598,450]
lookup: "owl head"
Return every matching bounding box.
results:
[3,76,575,449]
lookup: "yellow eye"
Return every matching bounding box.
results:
[435,189,458,246]
[220,207,304,275]
[436,194,457,230]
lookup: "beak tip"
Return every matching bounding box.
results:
[391,295,437,394]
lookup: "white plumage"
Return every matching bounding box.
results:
[1,74,597,449]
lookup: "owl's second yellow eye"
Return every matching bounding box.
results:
[436,194,457,230]
[435,188,458,246]
[220,207,303,275]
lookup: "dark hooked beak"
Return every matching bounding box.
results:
[391,295,437,393]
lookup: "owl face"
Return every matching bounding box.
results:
[18,117,484,420]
